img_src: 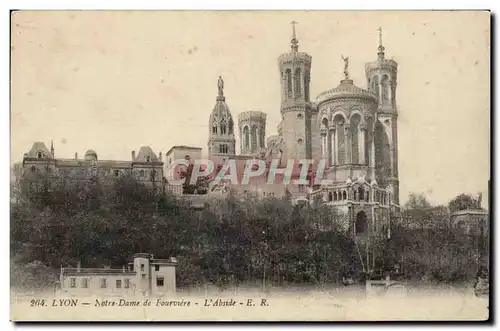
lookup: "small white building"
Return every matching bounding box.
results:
[59,253,177,296]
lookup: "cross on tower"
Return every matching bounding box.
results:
[291,20,298,38]
[290,20,299,52]
[377,26,385,59]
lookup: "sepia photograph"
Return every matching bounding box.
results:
[9,10,491,321]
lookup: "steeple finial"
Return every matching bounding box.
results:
[217,75,225,101]
[290,20,299,52]
[50,140,54,157]
[341,54,350,80]
[377,27,385,60]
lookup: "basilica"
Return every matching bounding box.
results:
[178,24,402,237]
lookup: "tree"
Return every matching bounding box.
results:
[179,164,211,195]
[405,192,432,209]
[448,193,481,213]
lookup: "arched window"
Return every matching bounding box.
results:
[30,165,36,173]
[286,69,292,97]
[294,68,302,98]
[381,75,390,105]
[334,115,346,165]
[228,118,234,135]
[220,121,227,135]
[350,114,361,164]
[365,117,373,166]
[366,191,370,202]
[372,76,379,100]
[212,124,218,134]
[243,126,250,148]
[251,125,257,151]
[353,189,358,201]
[374,120,391,186]
[358,187,364,201]
[321,118,331,164]
[328,192,333,202]
[342,191,347,200]
[260,128,265,149]
[37,151,43,159]
[139,170,144,178]
[219,144,228,154]
[146,156,151,162]
[304,73,310,101]
[355,211,368,234]
[333,191,337,201]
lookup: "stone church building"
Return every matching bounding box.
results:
[168,25,401,238]
[18,25,401,239]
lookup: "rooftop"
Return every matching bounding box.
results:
[166,145,203,156]
[451,209,488,216]
[316,79,377,104]
[62,267,136,276]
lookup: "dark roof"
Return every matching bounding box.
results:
[55,158,132,168]
[135,146,159,162]
[151,259,177,266]
[166,145,202,156]
[26,142,53,159]
[62,268,136,276]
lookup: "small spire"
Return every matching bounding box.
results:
[377,27,385,60]
[290,20,299,53]
[50,140,54,157]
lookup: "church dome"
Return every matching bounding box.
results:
[84,149,98,161]
[210,99,233,123]
[316,79,377,104]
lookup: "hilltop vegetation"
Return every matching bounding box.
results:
[11,175,487,291]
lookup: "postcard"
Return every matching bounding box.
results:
[10,10,490,322]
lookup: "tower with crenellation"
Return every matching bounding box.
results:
[364,27,400,205]
[238,111,267,156]
[277,22,319,161]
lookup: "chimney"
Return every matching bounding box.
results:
[159,152,162,162]
[77,261,81,272]
[74,152,78,160]
[132,150,136,161]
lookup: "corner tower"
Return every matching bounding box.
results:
[364,28,400,205]
[238,111,267,155]
[208,76,236,158]
[277,21,316,161]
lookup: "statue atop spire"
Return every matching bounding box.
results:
[290,20,299,53]
[217,76,224,96]
[341,54,349,80]
[377,27,385,60]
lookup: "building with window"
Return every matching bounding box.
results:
[19,143,166,193]
[451,209,489,236]
[59,253,177,296]
[166,26,400,237]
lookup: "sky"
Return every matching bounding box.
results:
[10,10,490,206]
